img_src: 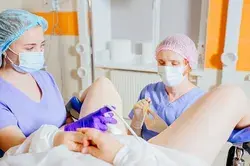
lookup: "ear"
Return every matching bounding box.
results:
[2,52,8,66]
[183,60,191,76]
[0,55,3,68]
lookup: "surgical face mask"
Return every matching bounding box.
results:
[6,48,45,73]
[158,65,186,87]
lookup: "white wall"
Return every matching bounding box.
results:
[0,0,22,11]
[160,0,202,43]
[111,0,153,42]
[111,0,202,44]
[22,0,77,12]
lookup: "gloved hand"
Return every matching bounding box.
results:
[144,109,168,133]
[131,98,151,129]
[64,106,117,132]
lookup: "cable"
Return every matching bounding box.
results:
[105,105,141,142]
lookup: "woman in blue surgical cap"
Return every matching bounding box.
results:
[129,34,205,140]
[0,9,122,154]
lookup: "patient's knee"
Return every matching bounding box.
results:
[217,84,248,109]
[94,76,122,106]
[92,76,111,89]
[218,84,246,98]
[95,76,112,85]
[94,77,119,94]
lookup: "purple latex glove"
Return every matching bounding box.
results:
[64,106,117,132]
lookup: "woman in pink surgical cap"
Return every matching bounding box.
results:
[129,34,205,140]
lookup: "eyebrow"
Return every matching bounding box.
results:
[24,40,46,46]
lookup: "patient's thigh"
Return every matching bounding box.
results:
[77,77,127,135]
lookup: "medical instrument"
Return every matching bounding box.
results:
[140,101,150,128]
[132,99,151,129]
[106,105,141,142]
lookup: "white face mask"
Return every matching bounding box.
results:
[158,66,186,87]
[6,48,45,73]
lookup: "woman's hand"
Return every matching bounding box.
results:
[131,98,151,129]
[53,131,88,152]
[144,109,168,133]
[78,128,124,164]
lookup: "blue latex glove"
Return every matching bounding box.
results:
[64,106,117,132]
[65,97,83,114]
[71,97,83,113]
[228,127,250,144]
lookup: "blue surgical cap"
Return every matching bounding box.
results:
[0,9,48,62]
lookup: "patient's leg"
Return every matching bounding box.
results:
[235,99,250,128]
[78,77,126,134]
[149,85,249,165]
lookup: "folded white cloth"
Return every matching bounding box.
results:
[113,135,209,166]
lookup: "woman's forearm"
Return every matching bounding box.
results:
[128,126,142,136]
[0,126,26,152]
[128,118,142,136]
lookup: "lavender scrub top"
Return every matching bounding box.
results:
[0,71,67,137]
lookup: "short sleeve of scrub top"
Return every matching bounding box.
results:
[0,71,67,137]
[0,103,18,129]
[128,82,205,141]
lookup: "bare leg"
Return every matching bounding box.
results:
[79,86,90,102]
[235,99,250,128]
[78,77,126,134]
[149,85,249,165]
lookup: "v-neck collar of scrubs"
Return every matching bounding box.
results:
[0,72,45,104]
[160,83,199,107]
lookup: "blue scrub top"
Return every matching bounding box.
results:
[129,82,205,141]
